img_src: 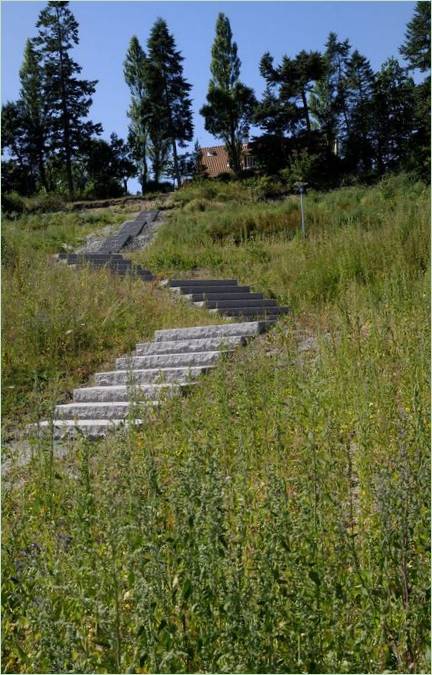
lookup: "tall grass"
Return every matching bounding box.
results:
[2,174,430,672]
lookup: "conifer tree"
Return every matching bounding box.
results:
[146,18,193,188]
[200,13,256,175]
[400,1,430,179]
[34,1,101,197]
[19,39,49,190]
[124,36,150,190]
[400,1,431,72]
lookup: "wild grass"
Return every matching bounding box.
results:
[2,174,430,672]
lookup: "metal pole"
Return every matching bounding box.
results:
[300,189,305,238]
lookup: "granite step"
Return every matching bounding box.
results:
[188,292,263,302]
[55,401,158,420]
[115,351,225,370]
[203,298,278,309]
[73,383,188,403]
[154,321,273,342]
[169,279,238,287]
[134,336,246,355]
[94,365,214,386]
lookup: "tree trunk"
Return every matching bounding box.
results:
[171,138,181,188]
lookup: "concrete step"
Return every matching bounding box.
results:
[95,365,214,386]
[55,401,158,420]
[134,336,245,355]
[154,321,274,342]
[203,298,278,309]
[73,383,187,402]
[169,279,238,287]
[37,419,143,439]
[216,306,290,317]
[173,285,250,295]
[188,292,263,302]
[116,351,224,370]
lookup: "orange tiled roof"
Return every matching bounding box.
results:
[199,144,252,178]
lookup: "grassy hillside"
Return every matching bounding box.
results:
[1,206,219,431]
[2,175,430,673]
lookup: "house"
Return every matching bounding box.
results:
[199,143,257,178]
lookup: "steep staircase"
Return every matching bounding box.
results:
[38,321,273,439]
[40,210,291,438]
[168,278,290,322]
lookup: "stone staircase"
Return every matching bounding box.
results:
[58,209,158,279]
[42,211,292,439]
[168,278,290,322]
[38,321,273,439]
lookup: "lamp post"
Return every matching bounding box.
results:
[294,181,308,238]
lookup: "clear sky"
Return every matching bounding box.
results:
[2,0,417,189]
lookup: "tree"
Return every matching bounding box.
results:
[146,18,193,188]
[1,101,36,195]
[344,50,375,174]
[109,133,136,194]
[372,58,416,173]
[19,39,49,190]
[200,13,256,175]
[34,1,101,197]
[400,1,431,179]
[400,1,431,72]
[124,36,150,191]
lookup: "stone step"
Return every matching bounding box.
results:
[63,254,124,262]
[188,292,263,302]
[134,336,246,355]
[55,401,158,420]
[154,321,273,342]
[73,383,187,403]
[169,279,238,287]
[37,419,143,439]
[216,306,290,317]
[203,298,278,309]
[95,365,214,386]
[174,285,250,295]
[116,351,224,370]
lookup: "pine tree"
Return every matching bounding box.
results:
[400,1,431,72]
[19,39,49,191]
[372,57,416,173]
[344,50,375,174]
[1,100,36,194]
[124,36,150,191]
[146,18,193,188]
[200,13,256,175]
[400,1,430,179]
[34,1,101,197]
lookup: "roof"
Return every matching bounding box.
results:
[199,144,253,178]
[199,145,232,178]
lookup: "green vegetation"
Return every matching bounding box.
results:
[2,174,429,672]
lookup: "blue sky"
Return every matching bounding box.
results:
[2,1,416,189]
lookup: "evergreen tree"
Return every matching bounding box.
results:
[344,50,375,174]
[124,36,150,190]
[200,13,256,175]
[34,1,101,197]
[400,1,430,179]
[372,57,417,173]
[19,39,49,190]
[1,101,36,194]
[400,1,431,72]
[146,18,193,188]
